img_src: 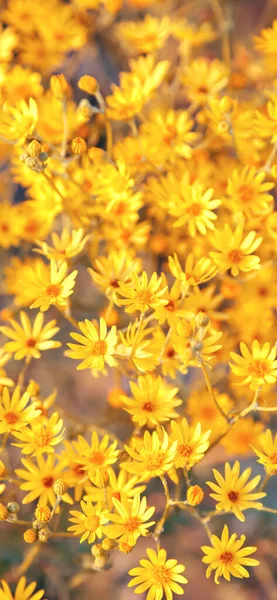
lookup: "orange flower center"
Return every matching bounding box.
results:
[165,300,175,312]
[124,516,140,532]
[152,565,170,584]
[143,401,154,412]
[147,453,164,471]
[220,551,233,563]
[227,490,239,502]
[228,249,243,264]
[163,124,178,145]
[46,284,60,298]
[4,411,18,424]
[270,453,277,465]
[38,434,51,447]
[89,451,105,466]
[84,514,100,532]
[26,338,36,347]
[91,340,107,356]
[73,463,85,476]
[178,444,193,457]
[136,290,153,305]
[110,279,119,288]
[238,184,253,202]
[42,476,54,488]
[187,203,201,216]
[0,223,9,233]
[248,360,268,378]
[166,347,175,358]
[197,86,208,94]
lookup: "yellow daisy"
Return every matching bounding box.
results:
[68,500,109,544]
[0,311,61,360]
[229,340,277,390]
[67,317,117,370]
[128,548,188,599]
[106,492,155,546]
[0,386,40,434]
[121,375,182,428]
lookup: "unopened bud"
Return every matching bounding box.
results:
[35,505,51,523]
[186,485,204,506]
[71,137,87,155]
[101,538,117,551]
[0,504,8,521]
[53,479,68,496]
[38,527,51,542]
[7,502,20,514]
[78,75,99,95]
[27,140,42,157]
[23,529,38,544]
[50,74,69,100]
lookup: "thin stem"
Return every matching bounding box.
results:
[235,388,261,420]
[259,472,272,492]
[260,141,277,173]
[210,0,232,69]
[17,356,32,389]
[95,91,113,157]
[200,362,229,422]
[0,432,9,453]
[50,531,76,538]
[154,476,172,540]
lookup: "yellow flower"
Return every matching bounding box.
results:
[24,259,77,312]
[0,577,44,600]
[202,524,259,584]
[72,431,119,486]
[59,440,91,503]
[170,418,210,471]
[169,179,221,236]
[12,412,64,456]
[67,317,117,371]
[181,58,229,105]
[84,468,146,509]
[0,25,18,62]
[88,250,141,300]
[207,461,266,522]
[128,548,188,599]
[186,485,204,506]
[121,375,182,428]
[230,340,277,390]
[141,109,199,161]
[172,318,222,370]
[106,492,155,546]
[1,65,43,102]
[35,228,90,261]
[221,418,265,456]
[116,320,160,373]
[0,202,22,249]
[15,454,73,507]
[117,15,170,55]
[0,386,40,434]
[121,428,177,481]
[68,500,109,544]
[254,20,277,55]
[227,166,274,217]
[210,225,262,276]
[116,271,168,314]
[252,429,277,474]
[0,97,38,142]
[0,311,61,360]
[106,73,148,122]
[168,253,218,289]
[256,101,277,142]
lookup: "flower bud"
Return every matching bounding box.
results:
[27,379,40,397]
[53,479,68,496]
[38,527,51,542]
[101,538,117,551]
[186,485,204,506]
[91,544,106,558]
[0,504,8,521]
[107,387,125,409]
[24,156,42,172]
[23,529,38,544]
[0,460,6,478]
[196,312,210,328]
[35,505,51,523]
[87,147,105,163]
[50,74,69,100]
[27,140,42,157]
[118,542,134,554]
[71,137,87,155]
[7,501,20,514]
[78,75,99,95]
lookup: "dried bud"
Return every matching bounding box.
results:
[50,74,69,100]
[19,152,29,162]
[0,504,8,521]
[27,139,42,157]
[24,156,43,172]
[0,460,6,479]
[91,544,105,558]
[38,527,51,543]
[7,501,20,514]
[118,542,134,554]
[186,485,204,506]
[53,479,68,496]
[102,538,117,551]
[78,75,99,95]
[23,529,38,544]
[93,556,108,570]
[35,505,51,523]
[196,312,210,328]
[71,137,87,155]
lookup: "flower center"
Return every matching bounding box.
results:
[136,290,153,305]
[89,451,105,466]
[46,284,60,298]
[147,453,164,471]
[166,347,175,358]
[26,338,36,347]
[0,223,9,232]
[152,565,170,584]
[38,434,51,447]
[228,249,244,264]
[124,516,140,532]
[42,476,54,488]
[73,463,85,476]
[178,444,193,457]
[143,401,154,412]
[238,184,252,202]
[91,340,107,356]
[187,203,201,216]
[270,453,277,465]
[220,551,233,564]
[248,360,268,378]
[197,86,208,94]
[163,124,177,145]
[110,279,119,288]
[227,490,239,502]
[84,515,100,532]
[4,411,18,424]
[165,300,175,312]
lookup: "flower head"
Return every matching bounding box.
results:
[106,492,155,546]
[121,375,182,428]
[0,97,38,142]
[68,500,109,544]
[24,260,77,312]
[121,428,177,481]
[15,454,73,507]
[210,224,262,276]
[252,429,277,474]
[67,318,117,371]
[170,418,210,471]
[0,577,44,600]
[0,386,40,434]
[0,311,61,360]
[116,271,168,314]
[128,548,188,599]
[230,340,277,390]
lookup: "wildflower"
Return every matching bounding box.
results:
[254,20,277,55]
[68,501,109,543]
[85,468,146,509]
[121,428,177,481]
[210,225,262,276]
[67,318,117,370]
[88,250,141,300]
[141,109,199,161]
[15,455,73,507]
[207,461,266,521]
[128,548,188,598]
[116,320,160,373]
[78,75,99,95]
[168,253,218,289]
[255,101,277,143]
[117,15,170,55]
[0,97,38,142]
[35,228,90,261]
[0,386,41,434]
[227,166,274,217]
[181,58,229,105]
[50,73,70,100]
[121,375,182,428]
[252,429,277,474]
[72,431,119,487]
[116,271,168,314]
[12,412,64,456]
[187,485,204,506]
[0,577,44,600]
[0,311,61,360]
[24,260,78,312]
[170,418,210,471]
[169,179,221,236]
[106,493,155,546]
[106,73,149,121]
[202,524,259,584]
[230,340,277,390]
